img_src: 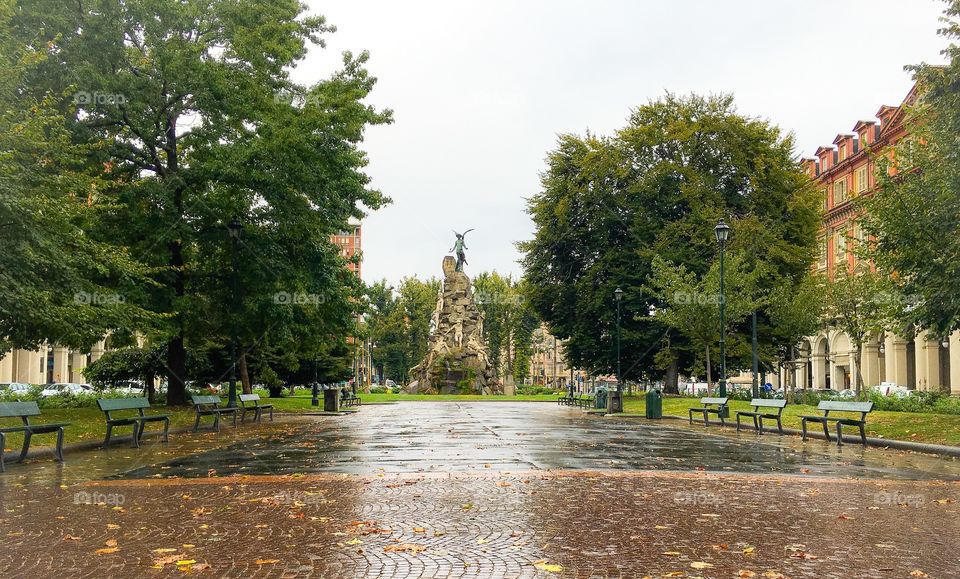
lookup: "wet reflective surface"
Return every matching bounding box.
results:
[4,402,960,577]
[107,402,960,481]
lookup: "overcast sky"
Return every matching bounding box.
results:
[297,0,948,286]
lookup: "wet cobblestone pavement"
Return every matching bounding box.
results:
[3,402,960,577]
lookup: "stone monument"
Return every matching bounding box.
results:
[408,255,499,394]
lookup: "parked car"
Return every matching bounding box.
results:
[0,382,31,394]
[111,380,145,396]
[40,383,93,397]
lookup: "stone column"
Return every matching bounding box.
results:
[862,342,881,390]
[71,352,88,383]
[16,348,44,384]
[90,340,106,363]
[885,334,909,387]
[0,351,14,383]
[919,332,942,392]
[52,345,70,384]
[812,354,826,389]
[950,330,960,396]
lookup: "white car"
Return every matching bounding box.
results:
[0,382,31,393]
[40,383,93,397]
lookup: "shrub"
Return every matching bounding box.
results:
[369,386,387,394]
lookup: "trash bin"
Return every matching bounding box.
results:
[594,387,607,410]
[323,386,340,412]
[606,388,623,413]
[645,388,662,419]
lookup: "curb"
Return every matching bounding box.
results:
[601,412,960,458]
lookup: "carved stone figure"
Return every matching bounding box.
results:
[449,229,474,272]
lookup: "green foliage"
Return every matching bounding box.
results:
[825,266,894,392]
[9,1,391,405]
[863,1,960,337]
[473,272,539,382]
[647,252,757,382]
[521,93,819,387]
[366,277,440,383]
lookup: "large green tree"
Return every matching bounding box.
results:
[521,94,819,392]
[864,0,960,337]
[12,0,390,404]
[0,0,152,354]
[473,272,539,382]
[366,277,440,384]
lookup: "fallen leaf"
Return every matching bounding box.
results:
[533,561,563,573]
[104,539,118,548]
[910,572,929,578]
[383,543,426,554]
[106,524,120,530]
[739,571,757,578]
[176,560,196,566]
[63,534,81,541]
[95,547,119,555]
[743,546,756,554]
[154,548,178,554]
[255,559,281,564]
[662,551,681,556]
[413,527,426,533]
[691,561,714,570]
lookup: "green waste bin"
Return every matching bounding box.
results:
[645,388,662,419]
[594,387,608,410]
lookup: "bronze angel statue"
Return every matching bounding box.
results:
[450,229,474,272]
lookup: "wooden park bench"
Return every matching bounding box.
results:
[239,393,273,423]
[97,398,170,448]
[191,395,239,432]
[340,389,361,408]
[557,391,575,406]
[0,401,70,472]
[800,400,874,446]
[688,397,729,426]
[736,398,788,434]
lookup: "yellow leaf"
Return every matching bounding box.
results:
[691,561,714,570]
[738,571,757,578]
[104,539,118,548]
[743,546,756,554]
[106,524,120,530]
[533,561,563,573]
[95,547,119,555]
[255,559,281,564]
[175,560,196,566]
[413,527,426,533]
[345,538,362,545]
[662,551,681,556]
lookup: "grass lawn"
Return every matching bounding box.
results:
[5,392,960,452]
[622,396,960,447]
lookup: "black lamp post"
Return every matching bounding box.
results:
[714,218,731,398]
[226,218,243,408]
[614,286,624,395]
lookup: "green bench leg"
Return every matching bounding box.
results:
[103,423,114,447]
[801,418,808,441]
[54,427,65,462]
[859,423,866,445]
[162,417,170,442]
[836,422,844,447]
[18,431,32,463]
[822,420,831,442]
[131,422,141,448]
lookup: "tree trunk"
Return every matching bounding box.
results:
[146,371,156,404]
[166,334,187,405]
[853,342,864,395]
[239,352,252,394]
[704,345,712,393]
[663,356,679,395]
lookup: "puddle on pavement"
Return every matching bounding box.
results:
[3,403,958,485]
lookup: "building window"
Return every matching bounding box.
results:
[835,230,847,262]
[855,165,869,194]
[833,178,847,205]
[821,188,829,211]
[839,144,847,161]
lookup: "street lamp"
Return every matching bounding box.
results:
[714,218,731,398]
[226,218,243,408]
[613,287,624,413]
[311,355,320,407]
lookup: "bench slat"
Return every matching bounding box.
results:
[749,399,787,408]
[98,398,151,411]
[699,397,728,405]
[818,401,873,413]
[0,401,41,417]
[191,395,222,405]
